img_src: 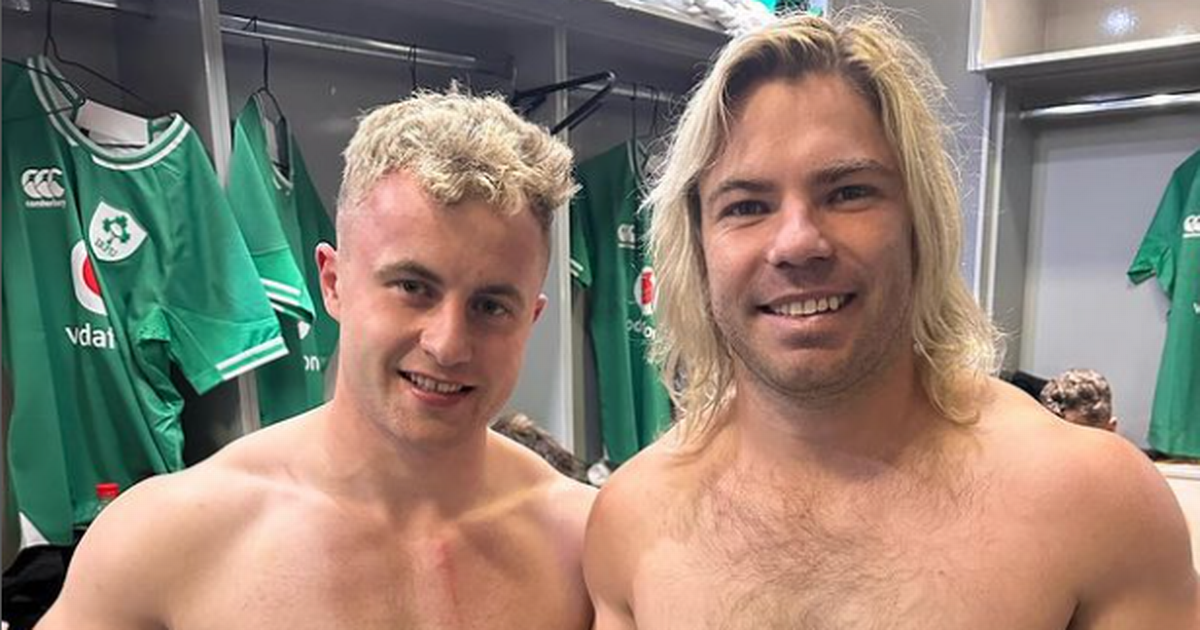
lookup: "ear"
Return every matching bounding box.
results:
[532,293,548,324]
[315,242,341,322]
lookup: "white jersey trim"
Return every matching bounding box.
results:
[266,292,303,308]
[29,56,189,171]
[262,278,303,296]
[215,336,287,371]
[90,124,189,171]
[219,344,290,381]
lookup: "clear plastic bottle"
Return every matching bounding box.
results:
[93,482,120,521]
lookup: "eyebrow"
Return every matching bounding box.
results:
[475,283,526,310]
[810,158,897,186]
[704,178,774,208]
[376,260,441,285]
[376,260,526,309]
[704,158,898,207]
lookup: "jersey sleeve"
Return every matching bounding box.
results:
[1128,166,1183,297]
[227,107,315,322]
[147,131,286,394]
[570,179,594,290]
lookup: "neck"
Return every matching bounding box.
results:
[730,349,945,479]
[306,396,493,523]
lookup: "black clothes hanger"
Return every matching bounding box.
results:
[243,16,290,173]
[647,85,663,140]
[41,0,153,113]
[244,16,286,124]
[630,83,639,142]
[510,71,616,135]
[629,82,666,142]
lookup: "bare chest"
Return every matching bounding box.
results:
[170,511,588,630]
[632,476,1078,630]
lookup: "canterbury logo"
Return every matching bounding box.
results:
[21,168,66,207]
[1184,215,1200,238]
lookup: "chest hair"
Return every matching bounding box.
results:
[664,453,993,630]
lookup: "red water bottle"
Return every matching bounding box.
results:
[93,482,120,521]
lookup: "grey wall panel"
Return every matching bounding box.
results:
[1023,113,1199,445]
[992,90,1035,370]
[498,23,572,447]
[222,36,485,214]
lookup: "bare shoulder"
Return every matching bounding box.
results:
[36,418,306,630]
[584,433,696,608]
[979,380,1181,518]
[977,379,1198,626]
[488,429,597,535]
[589,435,689,543]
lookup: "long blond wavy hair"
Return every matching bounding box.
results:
[647,10,1001,449]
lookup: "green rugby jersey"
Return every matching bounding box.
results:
[1129,148,1200,457]
[2,58,284,544]
[570,141,672,464]
[227,97,338,426]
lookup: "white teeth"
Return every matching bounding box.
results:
[409,373,465,394]
[770,295,846,318]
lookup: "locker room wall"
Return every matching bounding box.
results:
[972,1,1200,447]
[1022,114,1199,447]
[565,29,705,463]
[218,0,534,213]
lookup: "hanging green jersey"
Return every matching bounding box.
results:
[570,141,671,464]
[2,58,285,545]
[227,97,338,426]
[1129,148,1200,458]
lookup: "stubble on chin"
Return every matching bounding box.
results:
[718,304,913,411]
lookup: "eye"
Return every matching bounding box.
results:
[394,279,430,297]
[391,278,434,301]
[829,185,876,205]
[473,297,512,319]
[719,199,769,219]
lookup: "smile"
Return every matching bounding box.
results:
[400,371,472,395]
[763,294,852,318]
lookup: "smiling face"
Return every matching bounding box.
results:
[319,171,548,448]
[697,74,915,406]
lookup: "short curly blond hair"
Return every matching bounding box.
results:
[1040,369,1114,428]
[338,90,576,244]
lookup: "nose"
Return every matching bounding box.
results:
[419,303,472,367]
[764,197,833,267]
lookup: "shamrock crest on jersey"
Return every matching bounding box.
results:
[89,201,148,261]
